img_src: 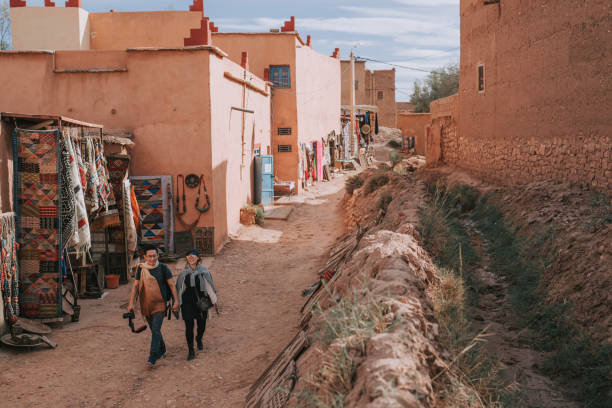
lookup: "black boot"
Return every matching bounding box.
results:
[187,347,195,361]
[196,337,204,351]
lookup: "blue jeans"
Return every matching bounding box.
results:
[147,311,166,363]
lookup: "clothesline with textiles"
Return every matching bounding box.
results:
[1,212,19,325]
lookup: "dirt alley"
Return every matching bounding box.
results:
[0,176,348,408]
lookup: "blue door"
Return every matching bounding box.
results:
[260,155,274,206]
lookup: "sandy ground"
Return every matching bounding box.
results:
[0,175,348,408]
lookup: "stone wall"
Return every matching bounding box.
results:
[428,1,611,191]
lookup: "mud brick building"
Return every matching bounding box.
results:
[429,0,611,191]
[213,25,341,193]
[2,1,273,251]
[341,60,397,128]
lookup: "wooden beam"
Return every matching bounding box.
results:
[223,71,269,96]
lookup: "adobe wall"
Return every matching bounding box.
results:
[295,44,341,178]
[427,94,459,166]
[89,11,202,50]
[0,48,220,244]
[213,34,298,185]
[397,113,430,155]
[209,55,271,248]
[368,69,396,128]
[340,60,368,107]
[455,0,611,190]
[10,6,90,50]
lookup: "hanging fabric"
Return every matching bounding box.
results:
[375,113,379,135]
[13,129,63,318]
[123,180,138,254]
[1,213,19,324]
[63,129,91,256]
[83,138,100,214]
[176,174,186,215]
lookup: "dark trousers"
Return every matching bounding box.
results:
[184,312,207,350]
[147,311,166,362]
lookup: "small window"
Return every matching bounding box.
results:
[254,144,261,156]
[354,80,358,90]
[278,145,292,153]
[377,90,384,100]
[270,66,291,88]
[277,127,292,135]
[478,64,485,92]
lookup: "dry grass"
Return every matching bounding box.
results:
[430,268,520,407]
[299,283,390,407]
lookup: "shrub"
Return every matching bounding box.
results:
[377,192,393,213]
[345,175,364,195]
[388,150,400,169]
[364,175,389,195]
[386,139,401,149]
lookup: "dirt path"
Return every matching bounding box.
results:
[461,219,578,408]
[0,176,348,408]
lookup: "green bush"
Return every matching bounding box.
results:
[345,175,364,195]
[386,139,401,149]
[364,175,389,195]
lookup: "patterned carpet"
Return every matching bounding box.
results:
[14,130,62,318]
[132,178,166,252]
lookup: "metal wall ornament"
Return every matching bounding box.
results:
[185,174,200,188]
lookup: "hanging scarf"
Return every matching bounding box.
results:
[123,180,138,254]
[63,130,91,256]
[1,214,19,323]
[84,138,100,214]
[137,262,166,318]
[375,113,379,135]
[94,141,111,210]
[60,137,78,249]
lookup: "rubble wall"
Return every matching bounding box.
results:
[437,1,611,191]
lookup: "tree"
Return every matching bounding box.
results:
[1,0,11,50]
[410,64,459,113]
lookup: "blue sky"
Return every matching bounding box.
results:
[21,0,460,101]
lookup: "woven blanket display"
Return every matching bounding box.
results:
[131,176,174,253]
[1,214,20,324]
[90,143,120,231]
[61,128,91,256]
[13,129,62,319]
[106,155,130,247]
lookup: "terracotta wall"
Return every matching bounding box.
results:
[397,113,430,155]
[209,55,271,247]
[341,62,396,127]
[0,47,269,251]
[89,11,202,50]
[213,33,298,185]
[340,60,368,107]
[427,94,458,166]
[367,69,396,128]
[10,6,90,50]
[455,0,611,190]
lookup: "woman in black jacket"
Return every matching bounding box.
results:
[175,249,218,360]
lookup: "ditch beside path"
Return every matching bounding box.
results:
[0,175,349,408]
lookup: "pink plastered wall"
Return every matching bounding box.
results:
[213,33,300,185]
[208,55,272,249]
[0,47,270,251]
[295,43,341,183]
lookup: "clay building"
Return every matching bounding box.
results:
[396,102,415,115]
[397,113,430,155]
[213,25,341,193]
[341,60,397,128]
[2,1,273,252]
[428,0,610,191]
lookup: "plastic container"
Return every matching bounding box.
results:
[105,274,120,289]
